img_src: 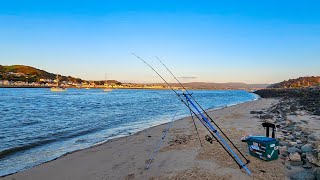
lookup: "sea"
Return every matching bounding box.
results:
[0,88,259,176]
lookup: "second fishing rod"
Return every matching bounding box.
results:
[132,53,251,175]
[156,56,250,163]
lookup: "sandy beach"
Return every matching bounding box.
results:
[3,98,294,180]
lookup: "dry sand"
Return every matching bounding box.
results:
[3,98,287,180]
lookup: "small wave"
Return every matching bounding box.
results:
[0,127,104,159]
[0,139,56,159]
[19,119,41,126]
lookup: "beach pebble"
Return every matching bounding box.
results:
[290,152,301,162]
[250,111,264,114]
[290,161,303,166]
[288,147,301,154]
[259,114,273,119]
[308,134,317,141]
[303,162,312,169]
[295,132,301,137]
[280,141,289,147]
[289,170,316,180]
[314,109,320,116]
[296,140,302,144]
[289,141,298,147]
[315,167,320,180]
[288,135,296,141]
[301,144,314,153]
[306,152,320,167]
[286,165,292,170]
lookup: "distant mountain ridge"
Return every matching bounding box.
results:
[152,82,269,90]
[268,76,320,88]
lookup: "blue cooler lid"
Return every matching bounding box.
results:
[247,136,276,143]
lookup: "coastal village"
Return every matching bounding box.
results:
[0,78,168,89]
[0,69,168,89]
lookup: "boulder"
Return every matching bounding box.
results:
[290,152,302,162]
[289,170,316,180]
[288,147,301,154]
[301,144,314,153]
[308,134,317,141]
[306,152,320,167]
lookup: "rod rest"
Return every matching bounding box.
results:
[262,122,276,138]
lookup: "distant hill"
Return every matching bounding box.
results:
[0,65,120,84]
[151,82,269,90]
[268,76,320,88]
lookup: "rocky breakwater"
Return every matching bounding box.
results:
[253,87,320,180]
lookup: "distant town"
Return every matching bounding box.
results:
[0,78,172,89]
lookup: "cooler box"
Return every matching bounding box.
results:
[246,136,279,161]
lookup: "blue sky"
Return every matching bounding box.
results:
[0,0,319,84]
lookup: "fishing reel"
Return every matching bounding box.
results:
[205,135,214,144]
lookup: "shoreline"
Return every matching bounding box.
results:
[0,86,261,91]
[1,97,259,178]
[3,97,289,180]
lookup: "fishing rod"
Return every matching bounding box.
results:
[132,53,251,175]
[156,56,250,163]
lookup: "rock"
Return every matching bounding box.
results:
[286,165,292,170]
[314,109,320,116]
[295,132,301,136]
[280,141,289,147]
[303,162,312,169]
[250,110,264,114]
[290,105,298,112]
[259,114,274,119]
[289,141,298,147]
[290,161,304,166]
[282,130,288,133]
[280,146,288,154]
[289,170,316,180]
[294,144,303,149]
[288,135,296,141]
[302,153,307,158]
[297,140,302,144]
[308,134,317,141]
[288,147,302,154]
[302,144,314,153]
[290,152,302,162]
[306,152,320,167]
[315,167,320,180]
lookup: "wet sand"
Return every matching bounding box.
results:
[3,98,287,180]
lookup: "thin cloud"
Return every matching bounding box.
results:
[178,76,197,79]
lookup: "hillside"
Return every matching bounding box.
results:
[0,65,120,84]
[268,76,320,88]
[0,65,83,83]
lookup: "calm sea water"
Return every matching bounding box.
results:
[0,88,258,176]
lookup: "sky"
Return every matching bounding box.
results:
[0,0,319,84]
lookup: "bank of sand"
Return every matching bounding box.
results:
[3,98,287,180]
